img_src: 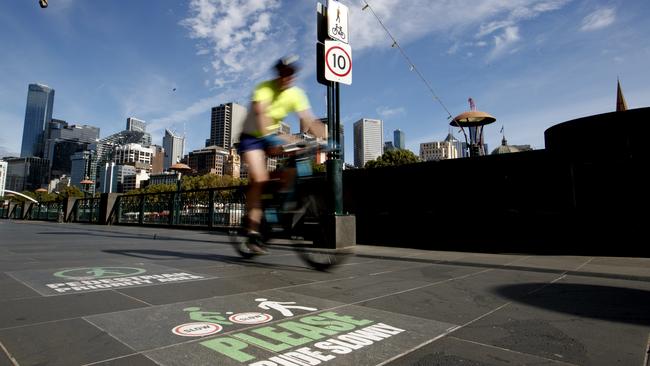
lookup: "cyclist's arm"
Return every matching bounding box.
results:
[297,109,327,139]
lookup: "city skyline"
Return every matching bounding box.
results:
[1,1,650,165]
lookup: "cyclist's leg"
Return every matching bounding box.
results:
[243,148,268,235]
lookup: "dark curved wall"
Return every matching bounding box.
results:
[343,107,649,255]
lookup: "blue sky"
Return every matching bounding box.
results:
[1,0,649,164]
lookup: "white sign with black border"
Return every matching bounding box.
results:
[324,40,352,85]
[327,0,349,44]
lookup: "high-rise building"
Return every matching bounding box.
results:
[112,143,154,169]
[319,117,344,163]
[21,83,55,158]
[420,133,463,161]
[5,157,50,192]
[393,129,405,150]
[384,141,395,152]
[126,117,146,132]
[209,103,247,148]
[187,146,230,175]
[353,118,383,168]
[70,151,96,193]
[150,145,164,174]
[44,120,100,179]
[99,163,136,193]
[0,160,7,197]
[163,129,185,171]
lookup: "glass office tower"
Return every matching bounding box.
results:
[20,84,55,158]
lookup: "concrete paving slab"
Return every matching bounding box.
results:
[385,336,578,365]
[0,318,133,366]
[0,291,148,329]
[357,268,560,326]
[7,263,211,296]
[116,272,315,305]
[285,263,480,304]
[452,275,650,366]
[90,354,158,366]
[0,272,39,301]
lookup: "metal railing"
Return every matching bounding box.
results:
[28,201,64,221]
[113,186,246,229]
[74,198,100,223]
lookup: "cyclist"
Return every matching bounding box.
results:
[238,56,325,254]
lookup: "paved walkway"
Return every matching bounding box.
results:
[1,220,649,366]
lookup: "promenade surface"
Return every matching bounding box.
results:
[1,220,649,366]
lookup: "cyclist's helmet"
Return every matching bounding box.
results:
[275,55,300,77]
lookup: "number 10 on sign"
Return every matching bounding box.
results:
[324,40,352,85]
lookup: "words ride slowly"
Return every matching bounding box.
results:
[201,311,406,365]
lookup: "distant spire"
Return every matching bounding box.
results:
[616,78,628,112]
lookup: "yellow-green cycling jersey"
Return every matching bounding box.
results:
[241,80,311,138]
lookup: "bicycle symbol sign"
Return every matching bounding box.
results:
[327,0,348,44]
[53,267,146,280]
[324,40,352,85]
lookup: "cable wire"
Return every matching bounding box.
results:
[360,0,454,120]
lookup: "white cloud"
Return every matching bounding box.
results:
[377,106,405,118]
[580,7,616,31]
[343,0,569,63]
[489,26,521,60]
[181,0,288,87]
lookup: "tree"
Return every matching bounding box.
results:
[364,149,420,168]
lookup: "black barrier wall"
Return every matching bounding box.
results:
[342,108,649,255]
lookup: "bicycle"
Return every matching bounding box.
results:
[229,139,351,271]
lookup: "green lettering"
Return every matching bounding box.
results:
[300,316,357,332]
[200,337,254,363]
[234,331,292,352]
[278,321,339,340]
[251,326,312,347]
[319,312,374,326]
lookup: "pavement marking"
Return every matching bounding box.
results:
[0,340,20,366]
[447,336,581,366]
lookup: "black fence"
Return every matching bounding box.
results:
[111,186,245,229]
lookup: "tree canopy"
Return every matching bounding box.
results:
[365,149,420,168]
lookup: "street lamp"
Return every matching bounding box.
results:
[169,163,191,225]
[80,177,95,199]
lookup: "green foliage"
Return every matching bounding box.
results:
[60,185,84,198]
[124,174,245,195]
[312,161,326,173]
[365,149,420,169]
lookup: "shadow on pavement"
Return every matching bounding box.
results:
[38,230,232,245]
[494,283,650,325]
[102,249,315,273]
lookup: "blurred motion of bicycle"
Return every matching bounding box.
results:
[229,139,351,271]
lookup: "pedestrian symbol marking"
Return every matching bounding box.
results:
[53,267,146,280]
[256,298,319,317]
[327,0,349,44]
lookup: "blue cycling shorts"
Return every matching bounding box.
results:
[238,133,285,154]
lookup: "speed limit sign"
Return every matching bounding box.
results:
[324,40,352,85]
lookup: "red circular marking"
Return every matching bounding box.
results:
[325,46,352,77]
[171,322,223,337]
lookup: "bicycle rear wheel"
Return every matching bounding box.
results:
[292,193,351,271]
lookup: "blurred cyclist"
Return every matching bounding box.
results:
[238,55,325,254]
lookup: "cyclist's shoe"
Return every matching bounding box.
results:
[246,232,268,255]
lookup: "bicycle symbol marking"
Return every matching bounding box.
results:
[331,24,346,40]
[53,267,146,280]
